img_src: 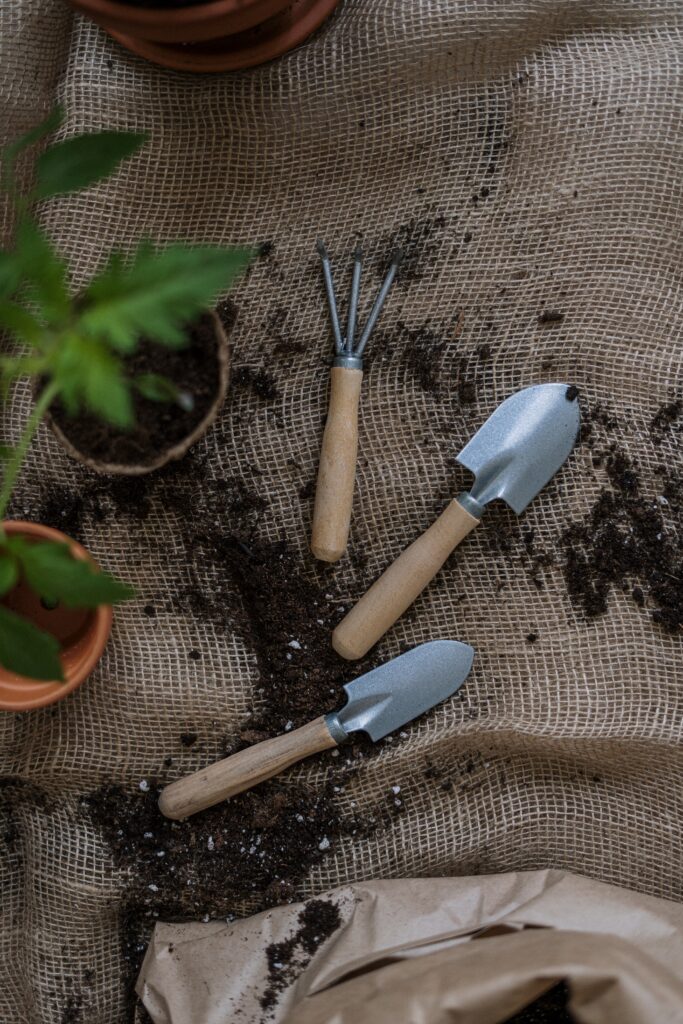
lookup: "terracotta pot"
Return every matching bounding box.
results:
[0,522,113,712]
[69,0,341,72]
[46,310,229,476]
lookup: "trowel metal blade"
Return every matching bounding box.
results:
[336,640,474,742]
[456,383,580,514]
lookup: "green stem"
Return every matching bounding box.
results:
[0,379,60,524]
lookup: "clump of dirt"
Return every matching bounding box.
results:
[48,314,221,468]
[651,399,682,440]
[503,981,573,1022]
[232,366,279,401]
[215,297,238,334]
[537,310,565,325]
[562,451,682,632]
[261,898,342,1012]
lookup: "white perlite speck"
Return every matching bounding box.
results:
[318,837,330,851]
[288,640,302,650]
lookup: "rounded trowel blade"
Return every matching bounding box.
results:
[456,383,580,514]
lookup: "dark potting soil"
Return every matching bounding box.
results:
[48,314,221,467]
[561,446,683,632]
[502,981,574,1022]
[85,780,351,1018]
[261,898,342,1012]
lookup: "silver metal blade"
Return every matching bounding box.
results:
[456,383,580,514]
[332,641,474,742]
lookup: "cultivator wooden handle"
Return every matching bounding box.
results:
[158,716,338,819]
[332,498,480,660]
[311,366,363,562]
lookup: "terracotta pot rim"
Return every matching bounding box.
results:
[107,0,337,71]
[0,521,113,712]
[72,0,283,28]
[46,310,230,477]
[70,0,294,42]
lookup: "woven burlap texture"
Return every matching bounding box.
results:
[1,1,682,1021]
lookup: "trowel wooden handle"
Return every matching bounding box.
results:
[311,366,363,562]
[158,716,337,820]
[332,498,480,661]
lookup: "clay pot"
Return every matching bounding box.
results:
[46,310,229,476]
[0,522,113,712]
[69,0,341,73]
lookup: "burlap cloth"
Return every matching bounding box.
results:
[1,1,682,1022]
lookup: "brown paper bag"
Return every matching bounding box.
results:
[137,870,683,1023]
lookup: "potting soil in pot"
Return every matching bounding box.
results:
[1,2,682,1023]
[49,313,222,468]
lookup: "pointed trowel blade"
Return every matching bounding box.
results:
[456,383,580,514]
[331,640,474,742]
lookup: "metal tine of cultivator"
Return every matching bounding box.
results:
[316,241,403,367]
[345,243,363,353]
[316,239,344,355]
[355,248,403,357]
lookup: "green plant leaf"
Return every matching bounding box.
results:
[1,106,64,189]
[134,373,194,411]
[81,243,252,352]
[48,334,134,427]
[7,538,135,608]
[0,605,63,681]
[0,300,44,346]
[0,250,22,301]
[0,552,18,596]
[34,130,148,200]
[15,219,70,326]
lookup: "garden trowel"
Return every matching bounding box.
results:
[158,640,474,820]
[333,383,581,660]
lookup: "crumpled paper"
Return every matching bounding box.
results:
[137,869,683,1023]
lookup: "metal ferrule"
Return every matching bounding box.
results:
[333,354,363,371]
[324,711,349,745]
[456,490,485,519]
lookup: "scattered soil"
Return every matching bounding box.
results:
[398,321,449,392]
[376,214,448,283]
[562,449,682,632]
[651,399,682,440]
[31,452,265,545]
[232,366,279,402]
[261,898,342,1013]
[178,536,364,733]
[85,781,352,1017]
[48,314,221,468]
[503,981,573,1022]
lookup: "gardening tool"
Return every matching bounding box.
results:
[333,383,581,660]
[158,640,474,820]
[310,241,402,563]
